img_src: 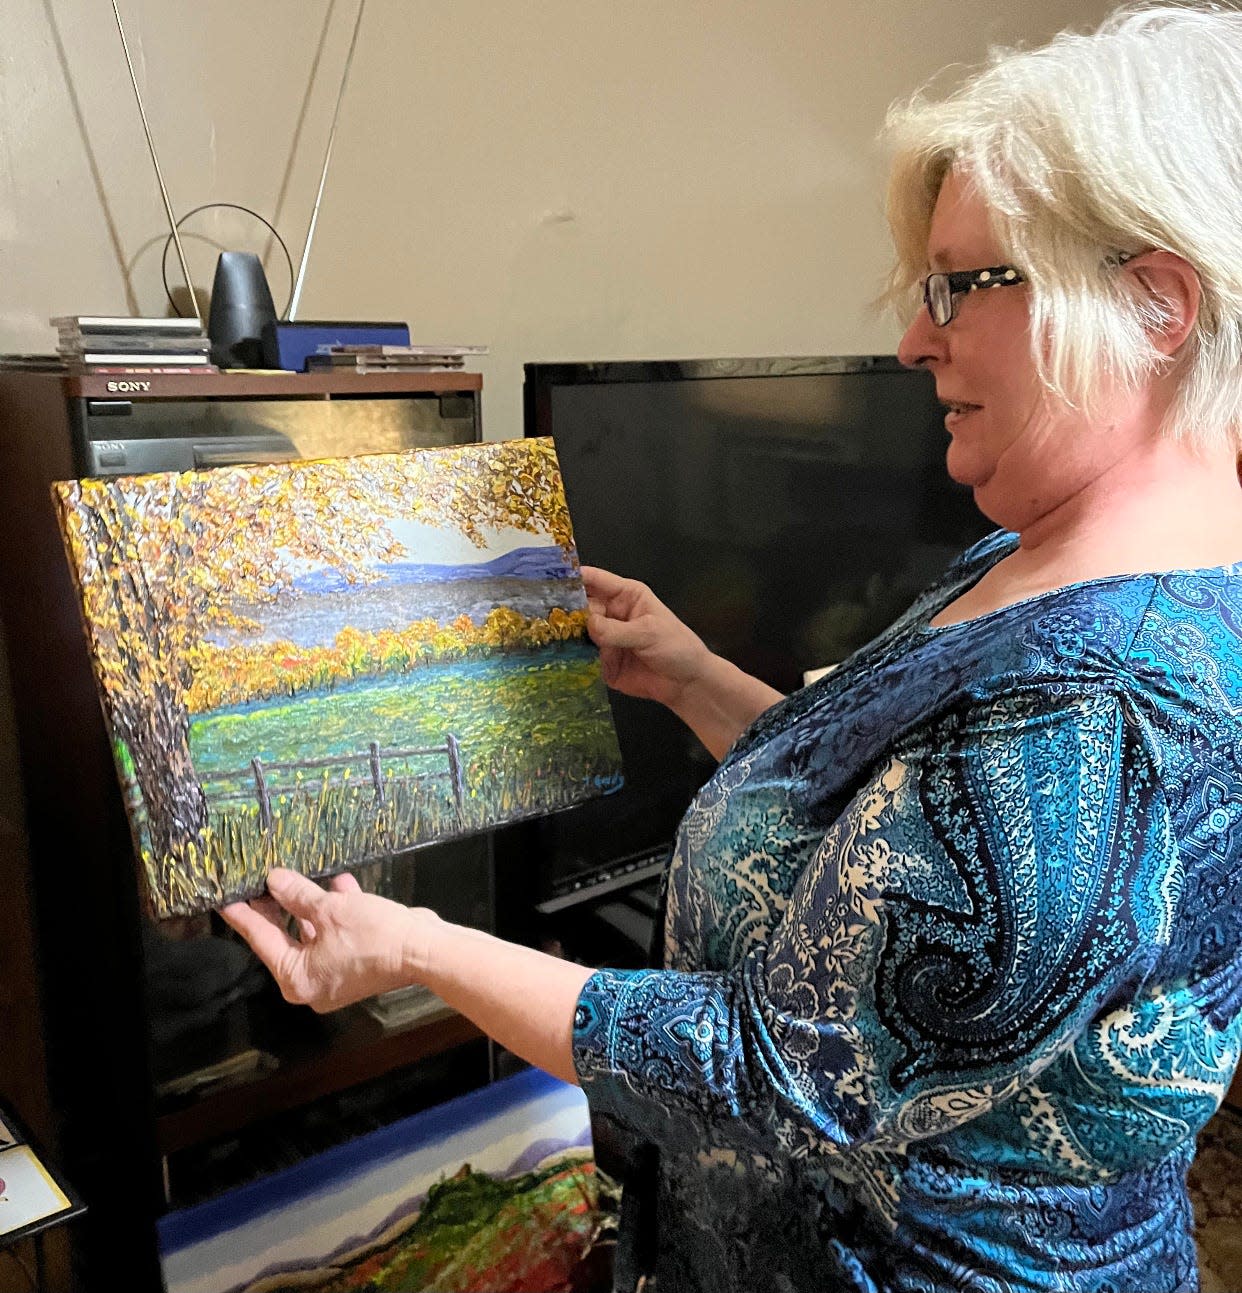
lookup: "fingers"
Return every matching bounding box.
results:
[247,892,289,928]
[581,566,649,619]
[579,565,625,597]
[265,867,332,920]
[588,609,655,651]
[246,889,315,942]
[328,872,362,894]
[219,899,298,970]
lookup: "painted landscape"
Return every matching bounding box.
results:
[53,439,623,918]
[237,1154,611,1293]
[157,1068,613,1293]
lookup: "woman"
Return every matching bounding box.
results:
[223,6,1242,1290]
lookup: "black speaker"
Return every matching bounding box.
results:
[207,251,277,369]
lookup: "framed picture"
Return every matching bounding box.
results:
[0,1107,86,1247]
[53,438,624,918]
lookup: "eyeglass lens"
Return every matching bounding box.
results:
[925,274,953,326]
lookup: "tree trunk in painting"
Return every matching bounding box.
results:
[115,689,209,869]
[65,486,212,874]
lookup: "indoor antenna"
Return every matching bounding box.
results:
[287,0,367,321]
[112,0,201,322]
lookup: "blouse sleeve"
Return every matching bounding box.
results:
[572,689,1179,1161]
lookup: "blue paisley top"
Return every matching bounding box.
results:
[573,530,1242,1293]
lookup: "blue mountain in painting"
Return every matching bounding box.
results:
[295,545,574,594]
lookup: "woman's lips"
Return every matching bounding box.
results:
[943,402,981,429]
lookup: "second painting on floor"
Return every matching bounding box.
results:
[53,437,623,918]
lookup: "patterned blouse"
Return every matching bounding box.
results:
[573,530,1242,1293]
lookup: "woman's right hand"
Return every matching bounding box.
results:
[581,566,714,709]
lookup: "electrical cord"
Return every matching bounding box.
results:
[160,202,295,319]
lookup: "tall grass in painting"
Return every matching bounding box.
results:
[128,644,621,915]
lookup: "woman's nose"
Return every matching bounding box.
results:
[897,305,944,369]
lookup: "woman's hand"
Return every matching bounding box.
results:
[223,868,596,1084]
[582,565,785,759]
[219,868,436,1012]
[582,565,714,708]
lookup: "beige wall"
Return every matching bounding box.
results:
[3,0,1116,439]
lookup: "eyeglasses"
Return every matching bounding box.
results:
[921,264,1025,327]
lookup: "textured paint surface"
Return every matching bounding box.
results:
[54,438,621,916]
[158,1068,607,1293]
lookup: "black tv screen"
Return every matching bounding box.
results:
[513,356,990,911]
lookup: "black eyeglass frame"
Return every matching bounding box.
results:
[920,253,1139,327]
[921,265,1025,327]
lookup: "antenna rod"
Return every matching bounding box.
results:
[112,0,201,321]
[287,0,367,320]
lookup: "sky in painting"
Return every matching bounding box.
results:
[278,517,557,580]
[381,517,549,567]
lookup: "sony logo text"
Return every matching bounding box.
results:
[105,380,151,393]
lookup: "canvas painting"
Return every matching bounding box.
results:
[53,438,623,918]
[157,1068,612,1293]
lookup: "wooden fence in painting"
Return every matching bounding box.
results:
[200,734,466,830]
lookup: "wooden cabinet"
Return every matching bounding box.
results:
[0,370,500,1290]
[1227,1068,1242,1112]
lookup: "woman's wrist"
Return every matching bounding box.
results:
[395,912,595,1082]
[400,904,445,986]
[659,642,719,711]
[667,652,784,758]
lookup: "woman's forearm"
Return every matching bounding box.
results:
[413,916,595,1085]
[670,653,785,760]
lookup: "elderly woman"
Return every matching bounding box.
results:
[223,6,1242,1291]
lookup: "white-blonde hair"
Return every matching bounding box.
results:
[882,3,1242,451]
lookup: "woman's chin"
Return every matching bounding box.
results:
[944,445,993,490]
[963,473,1031,531]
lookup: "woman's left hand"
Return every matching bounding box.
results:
[220,868,437,1012]
[224,867,595,1084]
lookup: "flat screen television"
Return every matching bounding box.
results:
[509,355,991,920]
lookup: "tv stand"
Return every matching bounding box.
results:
[0,367,491,1288]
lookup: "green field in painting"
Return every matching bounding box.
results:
[181,644,621,904]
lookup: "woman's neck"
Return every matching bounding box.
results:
[933,437,1242,628]
[1016,435,1242,575]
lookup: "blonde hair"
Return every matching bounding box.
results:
[882,3,1242,451]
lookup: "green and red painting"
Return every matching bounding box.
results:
[158,1069,614,1293]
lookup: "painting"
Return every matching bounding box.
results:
[157,1068,614,1293]
[53,438,623,918]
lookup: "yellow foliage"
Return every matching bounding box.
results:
[185,607,589,712]
[53,438,580,724]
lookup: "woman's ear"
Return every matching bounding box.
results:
[1123,250,1201,356]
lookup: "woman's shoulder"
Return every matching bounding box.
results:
[914,560,1242,763]
[921,544,1242,670]
[735,546,1242,779]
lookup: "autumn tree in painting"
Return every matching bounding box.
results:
[54,439,575,912]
